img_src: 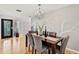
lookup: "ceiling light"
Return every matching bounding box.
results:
[32,4,45,19]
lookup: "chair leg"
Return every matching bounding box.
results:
[28,45,30,53]
[48,49,50,54]
[35,49,37,54]
[32,47,34,54]
[48,47,51,54]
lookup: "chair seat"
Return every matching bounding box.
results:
[42,44,48,49]
[33,35,48,54]
[56,35,69,54]
[39,45,48,52]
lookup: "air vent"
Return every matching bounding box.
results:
[16,9,22,12]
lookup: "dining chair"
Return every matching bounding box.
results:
[27,33,35,54]
[32,35,48,54]
[56,35,69,54]
[29,31,38,35]
[48,32,57,38]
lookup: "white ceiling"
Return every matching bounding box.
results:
[0,4,71,18]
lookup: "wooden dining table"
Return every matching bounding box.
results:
[26,33,63,54]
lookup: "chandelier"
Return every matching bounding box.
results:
[32,4,45,19]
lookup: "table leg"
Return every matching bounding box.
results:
[26,35,28,47]
[51,44,56,54]
[48,48,50,54]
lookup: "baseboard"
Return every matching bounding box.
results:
[65,48,79,54]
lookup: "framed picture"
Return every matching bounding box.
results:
[1,19,13,39]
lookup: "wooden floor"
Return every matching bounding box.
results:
[0,35,78,54]
[0,35,27,54]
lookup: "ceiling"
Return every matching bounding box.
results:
[0,4,71,18]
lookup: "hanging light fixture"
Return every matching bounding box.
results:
[32,4,45,19]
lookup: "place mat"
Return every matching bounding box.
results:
[45,37,59,42]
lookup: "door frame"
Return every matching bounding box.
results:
[1,19,13,39]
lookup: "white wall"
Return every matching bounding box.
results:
[0,11,31,39]
[0,4,79,51]
[45,5,79,51]
[32,5,79,51]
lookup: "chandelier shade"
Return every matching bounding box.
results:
[32,4,45,19]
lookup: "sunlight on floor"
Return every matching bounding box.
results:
[0,35,26,54]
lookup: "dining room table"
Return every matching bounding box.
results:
[26,33,63,54]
